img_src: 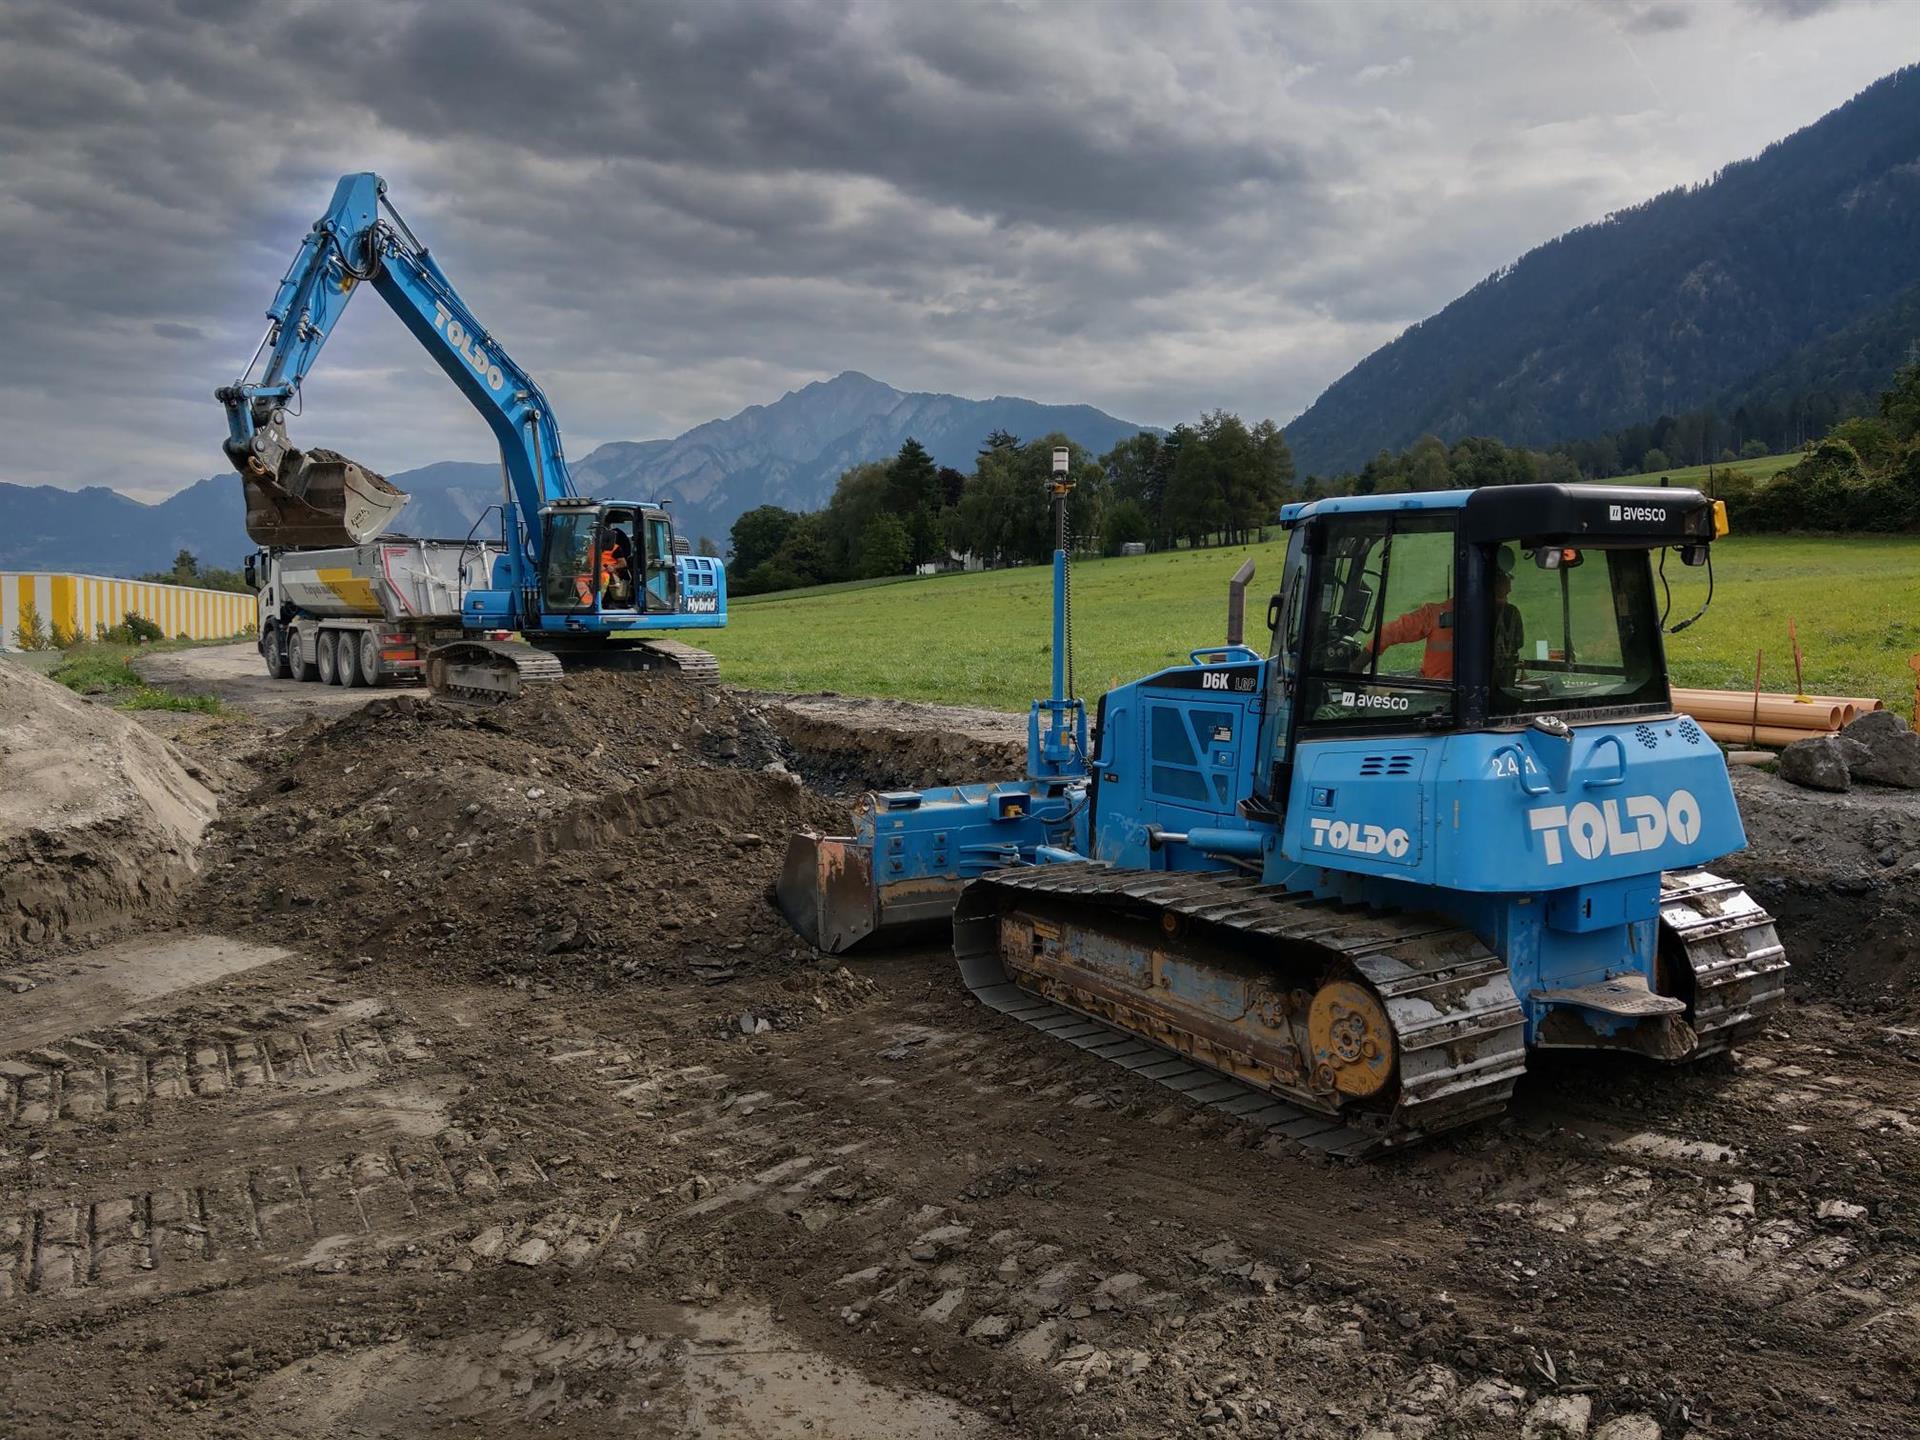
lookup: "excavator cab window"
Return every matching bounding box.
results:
[543,509,602,613]
[643,515,674,610]
[597,510,638,611]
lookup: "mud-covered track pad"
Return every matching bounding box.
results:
[954,865,1528,1157]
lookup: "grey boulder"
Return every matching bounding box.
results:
[1777,734,1851,792]
[1837,709,1920,788]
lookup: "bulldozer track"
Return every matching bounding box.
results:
[1659,868,1790,1054]
[954,866,1528,1157]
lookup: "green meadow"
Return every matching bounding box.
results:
[700,530,1920,715]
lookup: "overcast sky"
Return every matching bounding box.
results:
[2,0,1913,501]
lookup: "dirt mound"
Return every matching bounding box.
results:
[764,696,1025,794]
[1724,766,1920,1011]
[0,662,216,958]
[189,673,844,988]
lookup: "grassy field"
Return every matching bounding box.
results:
[39,639,225,713]
[1609,451,1802,491]
[703,529,1920,715]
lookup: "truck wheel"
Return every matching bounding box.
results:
[339,633,364,688]
[290,627,320,682]
[358,630,381,687]
[261,624,292,680]
[317,630,339,686]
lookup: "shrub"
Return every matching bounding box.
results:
[12,600,51,651]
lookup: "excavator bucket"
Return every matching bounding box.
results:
[239,446,408,548]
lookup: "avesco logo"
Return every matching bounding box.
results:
[1308,817,1411,859]
[1528,790,1701,865]
[432,301,506,392]
[1608,504,1667,523]
[1340,689,1410,712]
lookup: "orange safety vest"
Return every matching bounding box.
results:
[1373,601,1454,680]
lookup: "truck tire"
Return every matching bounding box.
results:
[261,624,292,680]
[358,630,381,687]
[290,626,320,682]
[339,632,364,688]
[317,630,339,686]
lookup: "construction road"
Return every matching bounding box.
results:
[2,644,1916,1439]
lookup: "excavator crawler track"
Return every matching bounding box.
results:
[625,638,720,684]
[1658,868,1789,1055]
[426,639,565,704]
[954,865,1527,1157]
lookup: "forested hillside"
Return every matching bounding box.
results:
[1286,65,1920,475]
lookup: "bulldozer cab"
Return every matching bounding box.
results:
[1257,484,1723,804]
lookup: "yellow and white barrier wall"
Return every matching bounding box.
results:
[0,572,254,648]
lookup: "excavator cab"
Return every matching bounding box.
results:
[539,500,679,616]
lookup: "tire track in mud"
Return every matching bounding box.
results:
[0,1128,549,1301]
[0,1000,432,1130]
[496,970,1920,1438]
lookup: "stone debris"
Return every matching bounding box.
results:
[1593,1417,1663,1440]
[1780,710,1920,792]
[1522,1392,1594,1439]
[1837,709,1920,788]
[919,1288,965,1324]
[965,1313,1013,1342]
[505,1236,553,1267]
[1777,734,1850,792]
[907,1224,973,1262]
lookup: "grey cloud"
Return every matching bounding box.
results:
[0,0,1909,496]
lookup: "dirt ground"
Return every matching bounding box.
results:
[2,643,1917,1440]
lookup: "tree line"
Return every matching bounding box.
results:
[727,412,1293,595]
[1713,360,1920,531]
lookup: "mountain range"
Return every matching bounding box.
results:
[0,373,1151,576]
[1286,64,1920,476]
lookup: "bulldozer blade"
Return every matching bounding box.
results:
[240,447,408,548]
[776,830,971,954]
[776,832,879,954]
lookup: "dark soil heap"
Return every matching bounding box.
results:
[1725,766,1920,1013]
[192,674,846,989]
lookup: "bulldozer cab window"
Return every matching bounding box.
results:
[1300,514,1456,729]
[1488,547,1666,717]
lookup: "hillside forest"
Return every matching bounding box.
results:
[731,356,1920,593]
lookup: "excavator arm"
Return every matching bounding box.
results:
[217,172,574,567]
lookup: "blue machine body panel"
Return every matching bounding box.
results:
[783,481,1759,1060]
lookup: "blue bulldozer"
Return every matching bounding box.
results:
[777,451,1787,1154]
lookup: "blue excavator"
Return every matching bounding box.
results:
[778,453,1787,1154]
[217,172,725,697]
